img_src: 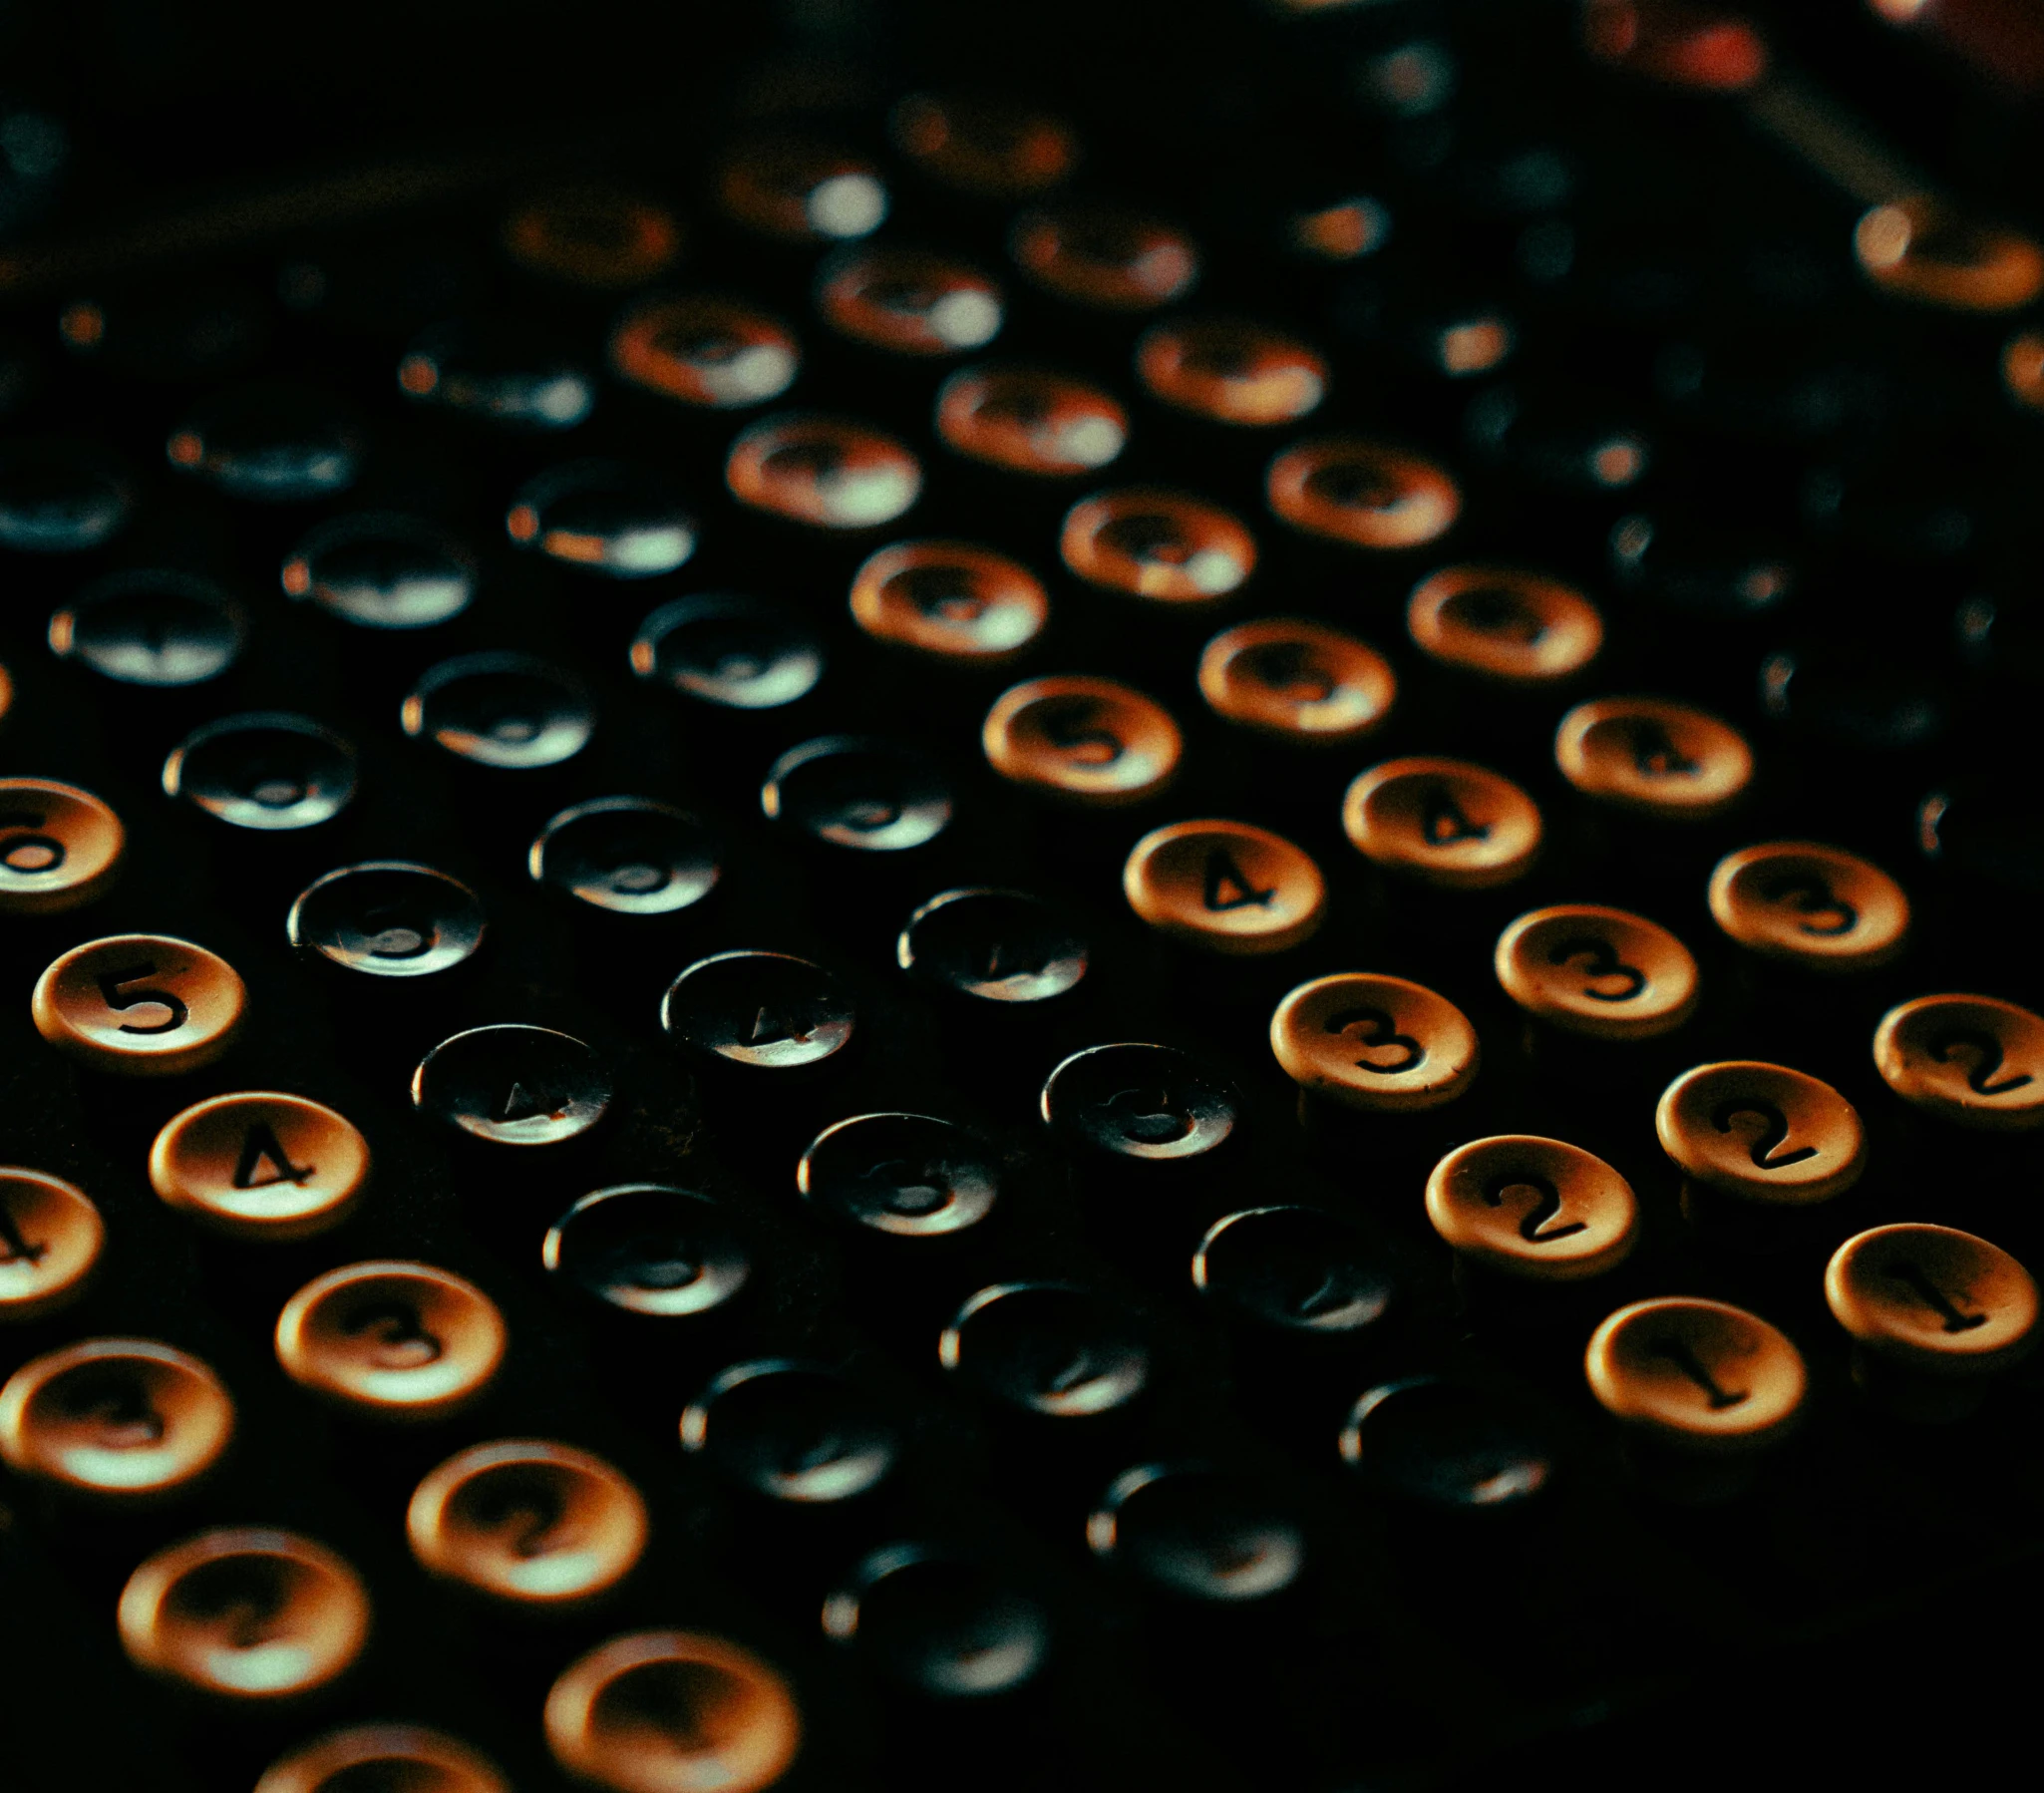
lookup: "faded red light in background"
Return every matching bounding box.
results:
[1583,0,1771,91]
[1870,0,2044,92]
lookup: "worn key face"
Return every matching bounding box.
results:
[1136,318,1328,426]
[0,1337,234,1495]
[763,736,952,852]
[150,1092,371,1240]
[818,246,1005,356]
[1873,994,2044,1131]
[1826,1224,2039,1374]
[1708,841,1909,969]
[940,1282,1151,1417]
[0,778,125,913]
[1125,819,1325,954]
[403,652,595,768]
[1585,1297,1808,1449]
[1343,756,1542,889]
[632,592,825,710]
[610,295,800,409]
[281,512,477,629]
[50,570,246,686]
[1495,904,1700,1040]
[276,1261,507,1419]
[288,863,486,977]
[1264,438,1460,550]
[542,1186,752,1318]
[1060,487,1256,602]
[33,933,246,1075]
[663,950,854,1067]
[681,1358,901,1504]
[1042,1042,1239,1161]
[799,1113,1002,1237]
[852,539,1050,662]
[0,1169,105,1320]
[985,675,1183,805]
[1558,698,1755,820]
[530,800,721,916]
[1339,1378,1554,1510]
[933,365,1128,477]
[507,460,696,579]
[897,888,1090,1003]
[1192,1206,1398,1335]
[1088,1463,1305,1602]
[1196,617,1397,744]
[254,1725,511,1793]
[1011,203,1198,309]
[1407,565,1603,684]
[726,413,922,529]
[164,714,357,832]
[1656,1061,1867,1204]
[1271,973,1480,1111]
[1426,1136,1639,1280]
[824,1545,1052,1695]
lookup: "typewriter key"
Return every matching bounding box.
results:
[1425,1137,1638,1280]
[1088,1463,1304,1602]
[166,384,363,502]
[818,246,1004,355]
[288,863,486,978]
[1854,196,2044,312]
[890,94,1078,197]
[531,799,722,915]
[1407,566,1603,684]
[2005,329,2044,412]
[1135,318,1327,426]
[1707,842,1909,969]
[118,1528,371,1698]
[0,1338,233,1495]
[163,714,357,831]
[1060,488,1256,602]
[933,365,1128,477]
[281,513,477,629]
[1196,618,1396,744]
[762,737,952,852]
[402,652,594,768]
[0,778,124,913]
[681,1359,900,1503]
[1264,439,1460,550]
[33,934,245,1074]
[984,675,1182,805]
[1827,1224,2037,1382]
[0,1169,103,1319]
[50,569,245,686]
[1556,697,1755,819]
[609,296,801,408]
[1656,1061,1866,1204]
[543,1186,752,1317]
[824,1545,1051,1694]
[398,318,595,430]
[1584,1297,1806,1450]
[546,1631,801,1793]
[506,461,696,578]
[503,189,679,288]
[851,539,1049,661]
[1495,905,1699,1040]
[1339,1378,1554,1510]
[150,1093,370,1241]
[254,1725,510,1793]
[0,441,131,552]
[940,1282,1150,1416]
[1125,820,1324,953]
[1011,204,1198,310]
[1271,973,1479,1112]
[1192,1206,1397,1335]
[726,413,922,529]
[799,1113,1001,1237]
[1873,994,2044,1131]
[408,1439,649,1604]
[1342,756,1542,889]
[275,1261,507,1419]
[1042,1043,1238,1162]
[718,136,888,241]
[663,951,854,1068]
[631,594,825,709]
[897,888,1090,1003]
[415,1026,613,1146]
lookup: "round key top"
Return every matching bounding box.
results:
[1708,841,1909,969]
[1264,439,1460,550]
[1873,994,2044,1131]
[281,513,476,629]
[726,412,921,529]
[682,1359,900,1503]
[503,189,679,288]
[663,950,853,1068]
[984,675,1182,805]
[941,1282,1149,1416]
[1426,1136,1639,1280]
[1011,201,1198,309]
[1585,1297,1807,1448]
[718,135,887,241]
[288,863,486,978]
[119,1528,371,1698]
[0,441,131,552]
[1495,904,1699,1040]
[818,246,1004,355]
[398,317,595,430]
[1192,1206,1398,1336]
[897,888,1089,1003]
[1855,195,2044,312]
[1656,1061,1866,1204]
[1124,819,1325,953]
[50,569,245,687]
[275,1261,507,1419]
[1088,1464,1304,1602]
[632,593,825,710]
[150,1093,370,1240]
[851,539,1049,661]
[1826,1225,2038,1374]
[33,934,245,1075]
[890,93,1078,197]
[1407,565,1603,684]
[163,714,357,831]
[531,798,721,915]
[403,651,594,768]
[1136,318,1327,426]
[166,384,363,502]
[506,461,696,579]
[1196,617,1396,744]
[255,1725,510,1793]
[1342,756,1542,889]
[1270,972,1479,1112]
[0,1169,104,1319]
[799,1112,1001,1237]
[414,1025,612,1146]
[1340,1378,1554,1510]
[1043,1042,1238,1162]
[933,365,1128,477]
[610,295,800,409]
[547,1631,802,1793]
[408,1439,649,1604]
[825,1545,1050,1695]
[0,779,124,913]
[0,1338,233,1495]
[1556,697,1755,818]
[1060,488,1255,602]
[762,737,952,852]
[543,1186,752,1318]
